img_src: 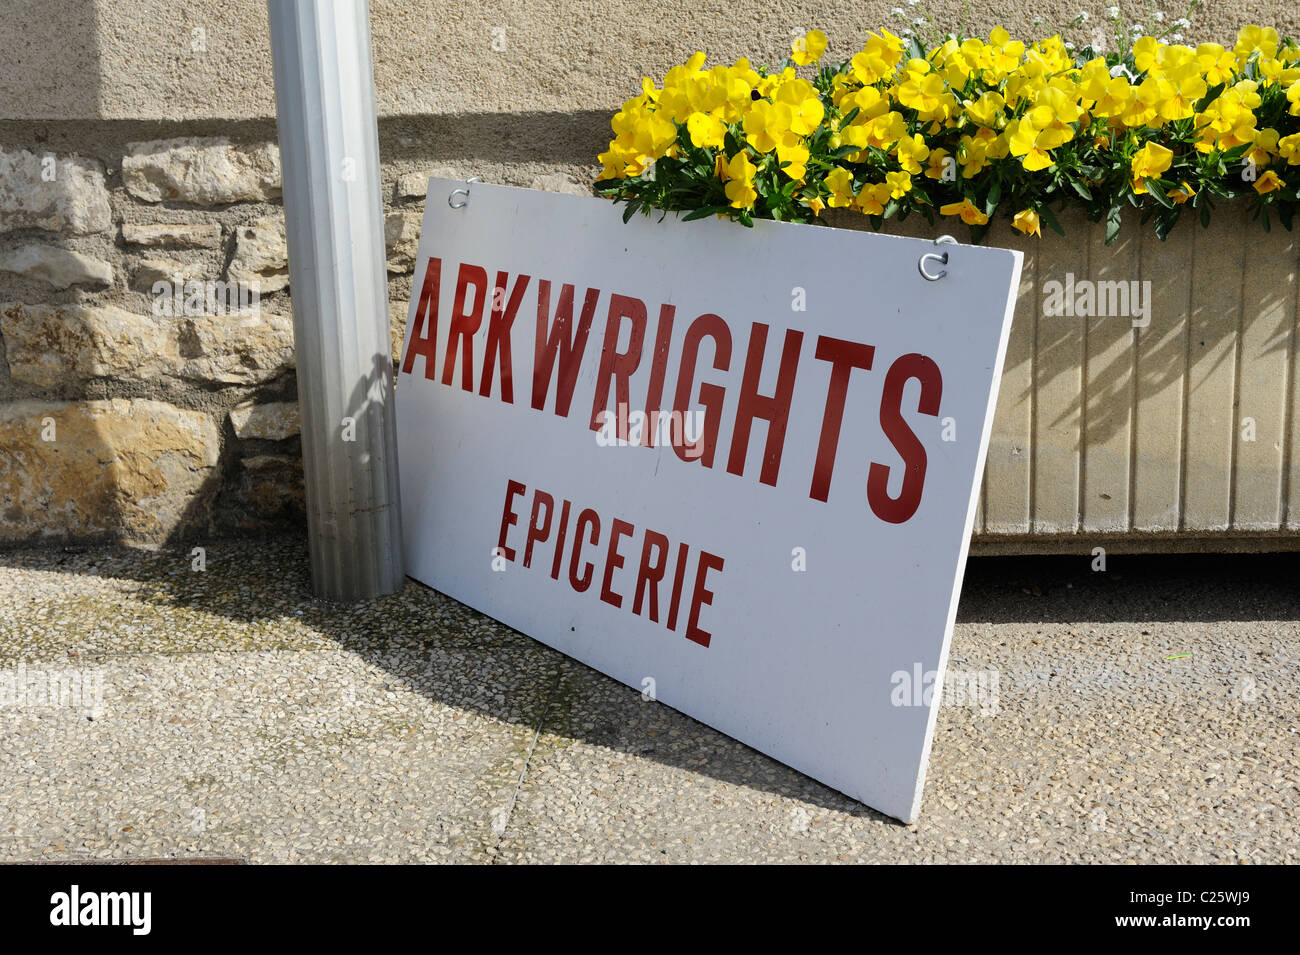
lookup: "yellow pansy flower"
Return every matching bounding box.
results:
[775,138,810,180]
[1132,37,1162,73]
[722,152,758,208]
[1235,25,1279,64]
[1012,209,1041,237]
[940,198,989,225]
[850,30,906,85]
[686,112,726,149]
[924,147,952,179]
[825,167,855,208]
[743,100,790,153]
[1006,117,1055,171]
[856,181,894,216]
[982,26,1025,81]
[1195,44,1237,86]
[885,170,912,199]
[964,91,1006,128]
[1246,128,1280,168]
[894,132,930,173]
[792,29,828,66]
[1254,169,1285,194]
[1131,141,1174,193]
[956,127,1004,178]
[774,78,826,135]
[1279,132,1300,165]
[895,60,942,113]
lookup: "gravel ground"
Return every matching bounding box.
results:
[0,535,1296,863]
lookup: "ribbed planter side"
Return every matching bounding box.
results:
[830,204,1300,551]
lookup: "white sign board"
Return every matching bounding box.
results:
[396,179,1020,822]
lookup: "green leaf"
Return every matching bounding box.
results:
[621,201,641,224]
[1039,205,1066,237]
[681,205,728,221]
[1105,204,1123,244]
[984,180,1001,216]
[1196,82,1225,111]
[838,106,860,129]
[1070,179,1093,201]
[1145,178,1174,209]
[1154,208,1180,241]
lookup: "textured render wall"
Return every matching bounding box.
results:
[5,1,1300,121]
[2,0,1300,548]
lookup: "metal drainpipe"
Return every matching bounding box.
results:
[266,0,405,600]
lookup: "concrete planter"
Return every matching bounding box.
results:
[829,204,1300,553]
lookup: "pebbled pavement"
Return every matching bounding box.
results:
[0,536,1295,863]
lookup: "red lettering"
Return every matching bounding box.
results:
[480,272,530,403]
[533,281,599,416]
[523,490,554,569]
[685,550,724,647]
[590,293,647,437]
[641,304,676,447]
[400,257,441,379]
[550,499,572,581]
[496,479,526,561]
[666,541,690,632]
[672,314,732,466]
[809,336,876,502]
[600,518,635,608]
[727,323,803,486]
[569,508,600,592]
[632,530,669,622]
[442,263,489,390]
[868,353,942,524]
[494,482,723,648]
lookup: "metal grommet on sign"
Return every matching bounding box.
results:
[448,177,482,209]
[918,234,958,282]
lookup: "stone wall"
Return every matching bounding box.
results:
[0,122,592,546]
[5,1,1300,549]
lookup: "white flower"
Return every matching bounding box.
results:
[891,7,905,15]
[1153,11,1164,21]
[1176,17,1190,28]
[1170,32,1184,42]
[1033,17,1043,26]
[1110,63,1135,78]
[1131,24,1144,34]
[1107,6,1121,19]
[913,17,926,26]
[906,0,920,6]
[1064,40,1075,50]
[1079,11,1089,22]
